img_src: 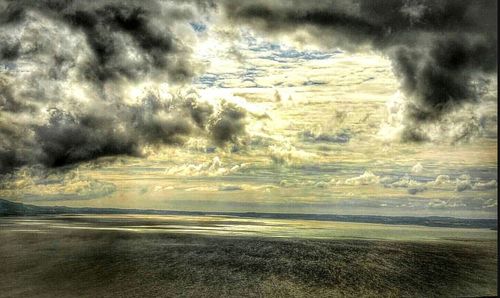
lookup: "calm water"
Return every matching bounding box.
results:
[0,214,496,242]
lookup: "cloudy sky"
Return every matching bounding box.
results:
[0,0,497,218]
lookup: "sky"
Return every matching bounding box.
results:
[0,0,497,218]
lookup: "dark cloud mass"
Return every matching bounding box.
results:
[209,101,247,146]
[34,109,139,168]
[0,0,248,174]
[1,0,197,84]
[222,0,497,137]
[0,83,248,173]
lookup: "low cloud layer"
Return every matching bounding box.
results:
[0,167,116,201]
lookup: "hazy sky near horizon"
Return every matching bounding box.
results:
[0,0,497,218]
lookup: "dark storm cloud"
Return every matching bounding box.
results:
[34,109,139,168]
[0,118,35,173]
[209,101,247,146]
[0,0,194,173]
[1,88,248,173]
[0,0,249,175]
[184,97,214,129]
[1,0,202,84]
[33,94,209,168]
[222,0,497,134]
[0,41,20,60]
[0,141,27,173]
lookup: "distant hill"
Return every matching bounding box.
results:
[0,198,497,229]
[0,198,60,216]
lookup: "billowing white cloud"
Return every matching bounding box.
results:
[268,143,316,166]
[164,156,248,177]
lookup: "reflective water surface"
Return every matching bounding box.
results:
[1,214,496,242]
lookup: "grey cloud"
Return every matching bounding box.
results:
[218,185,243,191]
[473,180,497,191]
[300,130,351,144]
[0,115,37,173]
[380,174,429,195]
[34,109,140,168]
[1,87,249,174]
[394,38,495,123]
[208,101,247,146]
[394,98,494,144]
[1,88,249,172]
[184,97,214,129]
[1,0,200,84]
